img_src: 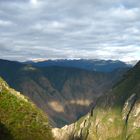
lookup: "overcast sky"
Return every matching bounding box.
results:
[0,0,140,61]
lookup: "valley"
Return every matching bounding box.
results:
[0,0,139,139]
[1,59,140,140]
[0,59,129,127]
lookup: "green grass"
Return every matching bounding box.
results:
[0,77,54,140]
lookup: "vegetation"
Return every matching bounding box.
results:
[0,77,54,140]
[53,61,140,140]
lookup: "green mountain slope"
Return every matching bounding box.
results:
[53,61,140,140]
[0,77,54,140]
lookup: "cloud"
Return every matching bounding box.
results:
[0,0,140,61]
[108,5,137,19]
[0,20,13,26]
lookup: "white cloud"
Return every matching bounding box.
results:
[110,6,140,21]
[0,20,13,26]
[32,21,67,33]
[30,0,38,5]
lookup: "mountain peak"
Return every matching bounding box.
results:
[135,60,140,66]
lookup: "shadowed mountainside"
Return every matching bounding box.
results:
[0,59,129,127]
[0,122,14,140]
[26,59,130,72]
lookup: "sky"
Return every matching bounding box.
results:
[0,0,140,62]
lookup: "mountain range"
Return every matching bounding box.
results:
[0,59,129,127]
[0,59,140,140]
[25,59,131,72]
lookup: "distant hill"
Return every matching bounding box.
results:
[0,77,54,140]
[53,61,140,140]
[25,59,131,72]
[0,59,129,127]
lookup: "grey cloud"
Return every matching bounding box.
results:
[0,0,140,61]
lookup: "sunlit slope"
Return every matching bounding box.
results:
[53,61,140,140]
[0,77,54,140]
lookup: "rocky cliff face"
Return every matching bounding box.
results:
[53,61,140,140]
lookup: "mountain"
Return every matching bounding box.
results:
[0,77,54,140]
[25,59,130,72]
[53,61,140,140]
[0,59,129,127]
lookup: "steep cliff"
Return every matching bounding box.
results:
[53,61,140,140]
